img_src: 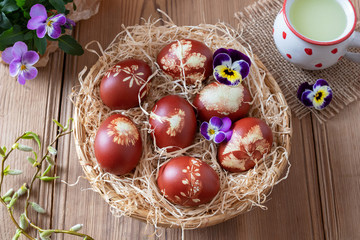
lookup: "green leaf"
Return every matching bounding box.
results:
[64,118,73,131]
[73,2,76,11]
[45,156,54,165]
[11,143,19,150]
[2,146,7,154]
[12,229,21,240]
[42,165,52,176]
[3,196,11,202]
[15,0,26,8]
[49,0,65,13]
[34,35,47,55]
[0,25,25,50]
[7,192,19,208]
[3,165,10,175]
[53,119,64,130]
[17,144,33,152]
[0,12,12,29]
[38,176,59,182]
[0,147,5,157]
[1,0,19,13]
[22,132,41,150]
[27,156,36,165]
[7,169,23,175]
[58,35,84,56]
[70,224,83,232]
[29,201,46,213]
[47,146,57,155]
[24,31,33,40]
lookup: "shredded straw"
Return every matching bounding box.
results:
[73,13,292,229]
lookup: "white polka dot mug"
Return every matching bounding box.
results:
[273,0,360,70]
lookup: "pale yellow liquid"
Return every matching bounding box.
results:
[289,0,347,41]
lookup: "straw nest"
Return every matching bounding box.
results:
[73,16,292,229]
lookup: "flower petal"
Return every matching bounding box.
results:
[313,79,329,90]
[36,25,46,38]
[9,59,21,77]
[200,122,211,140]
[64,18,75,29]
[209,116,223,130]
[213,53,232,68]
[50,14,66,25]
[220,117,232,132]
[214,131,226,144]
[214,65,242,86]
[301,89,314,107]
[30,4,47,18]
[22,51,39,65]
[47,24,62,39]
[2,47,14,64]
[297,82,313,100]
[12,41,28,59]
[27,16,46,30]
[213,48,229,58]
[17,73,26,85]
[225,130,233,141]
[232,60,250,79]
[22,66,38,80]
[227,49,252,67]
[312,86,332,110]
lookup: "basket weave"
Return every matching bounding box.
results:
[73,18,292,229]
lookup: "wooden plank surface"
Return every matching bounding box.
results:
[0,0,359,239]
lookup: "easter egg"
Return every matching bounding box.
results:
[157,156,220,206]
[218,117,273,172]
[149,95,197,152]
[94,114,142,175]
[193,82,252,122]
[157,39,213,84]
[100,59,152,110]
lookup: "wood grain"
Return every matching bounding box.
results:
[0,0,359,239]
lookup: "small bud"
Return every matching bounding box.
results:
[3,196,12,202]
[70,224,83,232]
[12,143,19,150]
[47,146,57,155]
[27,156,36,165]
[0,147,4,156]
[46,156,55,166]
[30,202,46,214]
[7,169,23,175]
[38,176,59,182]
[40,230,54,239]
[7,192,19,208]
[42,165,52,177]
[19,214,28,230]
[12,229,21,240]
[16,183,28,196]
[2,188,14,198]
[17,144,33,152]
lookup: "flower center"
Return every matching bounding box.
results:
[315,92,323,101]
[224,68,235,76]
[47,20,53,27]
[20,65,27,71]
[208,128,215,135]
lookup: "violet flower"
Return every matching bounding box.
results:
[2,41,39,85]
[297,79,333,110]
[27,4,66,39]
[200,117,233,144]
[213,48,251,86]
[64,18,75,29]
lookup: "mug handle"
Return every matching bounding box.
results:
[345,31,360,63]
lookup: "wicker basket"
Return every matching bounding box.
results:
[73,19,292,229]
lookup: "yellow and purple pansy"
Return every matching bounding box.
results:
[297,79,333,110]
[213,48,251,86]
[200,117,233,144]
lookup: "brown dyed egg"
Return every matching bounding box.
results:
[100,59,152,110]
[94,114,142,175]
[193,82,252,122]
[149,95,197,152]
[157,39,213,84]
[218,117,273,172]
[157,156,220,206]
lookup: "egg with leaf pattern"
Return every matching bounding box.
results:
[157,156,220,206]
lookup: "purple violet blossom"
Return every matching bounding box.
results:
[213,48,251,86]
[2,41,39,85]
[200,117,233,144]
[297,79,333,110]
[27,4,66,39]
[64,18,75,29]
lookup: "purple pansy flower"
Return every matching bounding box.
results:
[27,4,66,39]
[200,117,233,144]
[297,79,333,110]
[64,17,75,29]
[2,41,39,85]
[213,48,251,86]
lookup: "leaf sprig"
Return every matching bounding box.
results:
[0,118,94,240]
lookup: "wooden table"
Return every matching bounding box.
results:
[1,0,359,239]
